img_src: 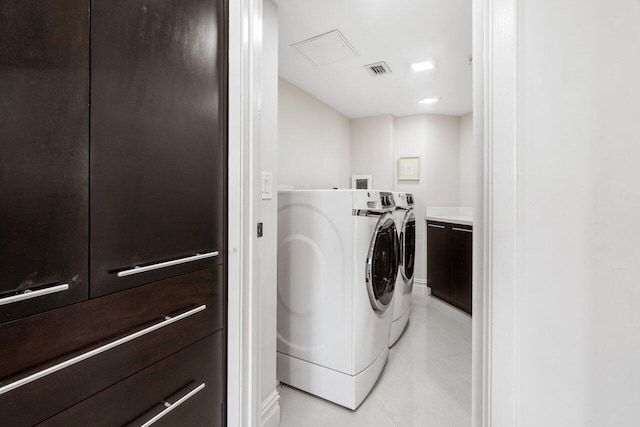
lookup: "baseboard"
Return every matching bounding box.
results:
[412,278,430,296]
[261,389,281,427]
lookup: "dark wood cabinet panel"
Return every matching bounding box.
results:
[450,226,473,314]
[90,0,228,297]
[427,221,472,314]
[39,332,225,427]
[0,267,223,426]
[0,0,89,322]
[1,1,228,424]
[426,223,451,297]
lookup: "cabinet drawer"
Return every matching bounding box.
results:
[39,332,225,427]
[0,266,224,426]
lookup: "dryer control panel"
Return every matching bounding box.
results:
[380,192,395,208]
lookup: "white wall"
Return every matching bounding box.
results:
[258,1,280,425]
[422,114,462,207]
[485,0,640,425]
[393,114,461,282]
[458,113,473,207]
[278,78,351,189]
[351,115,395,190]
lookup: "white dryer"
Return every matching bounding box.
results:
[277,190,399,409]
[389,192,416,346]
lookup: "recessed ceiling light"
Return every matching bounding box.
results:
[411,60,435,72]
[419,97,441,105]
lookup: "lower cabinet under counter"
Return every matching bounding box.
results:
[38,331,225,427]
[427,221,473,314]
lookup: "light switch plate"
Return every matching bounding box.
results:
[261,172,273,200]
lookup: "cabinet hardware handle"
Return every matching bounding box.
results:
[427,224,445,229]
[117,252,219,277]
[140,383,206,427]
[452,227,473,233]
[353,209,386,217]
[0,284,69,306]
[0,305,206,396]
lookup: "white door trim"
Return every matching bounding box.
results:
[260,389,282,427]
[472,0,519,425]
[228,0,262,425]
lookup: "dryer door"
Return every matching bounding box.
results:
[366,212,399,314]
[400,209,416,283]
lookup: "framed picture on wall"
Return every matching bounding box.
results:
[397,157,421,181]
[351,174,372,189]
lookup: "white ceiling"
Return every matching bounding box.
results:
[276,0,473,119]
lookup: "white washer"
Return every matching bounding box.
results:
[277,189,399,409]
[389,192,416,346]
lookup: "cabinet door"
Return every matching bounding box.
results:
[90,0,227,297]
[0,0,89,322]
[426,222,450,298]
[450,226,473,314]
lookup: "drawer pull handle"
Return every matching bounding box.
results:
[140,383,206,427]
[0,284,69,306]
[452,227,473,233]
[117,252,219,277]
[0,305,206,396]
[353,209,386,217]
[427,224,445,229]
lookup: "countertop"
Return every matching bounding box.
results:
[425,207,473,226]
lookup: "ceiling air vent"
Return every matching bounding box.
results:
[291,30,359,65]
[365,62,391,77]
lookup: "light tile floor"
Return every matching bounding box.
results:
[278,295,472,427]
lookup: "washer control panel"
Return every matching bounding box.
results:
[380,192,395,208]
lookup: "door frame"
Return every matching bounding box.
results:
[227,0,262,425]
[472,0,519,425]
[228,0,520,424]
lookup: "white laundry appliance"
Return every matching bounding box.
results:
[277,189,399,409]
[389,192,416,347]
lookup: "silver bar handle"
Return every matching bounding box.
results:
[353,209,391,217]
[452,227,473,233]
[140,383,206,427]
[117,252,219,277]
[427,224,445,229]
[0,305,207,396]
[0,284,69,306]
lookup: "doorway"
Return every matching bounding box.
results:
[227,0,492,426]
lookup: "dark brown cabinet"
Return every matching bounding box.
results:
[0,267,224,426]
[427,221,473,314]
[39,332,225,427]
[0,0,228,424]
[90,0,227,298]
[0,0,89,323]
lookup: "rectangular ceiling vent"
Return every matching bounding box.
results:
[291,30,359,66]
[365,62,392,77]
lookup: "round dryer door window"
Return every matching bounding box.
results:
[366,213,399,314]
[401,211,416,282]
